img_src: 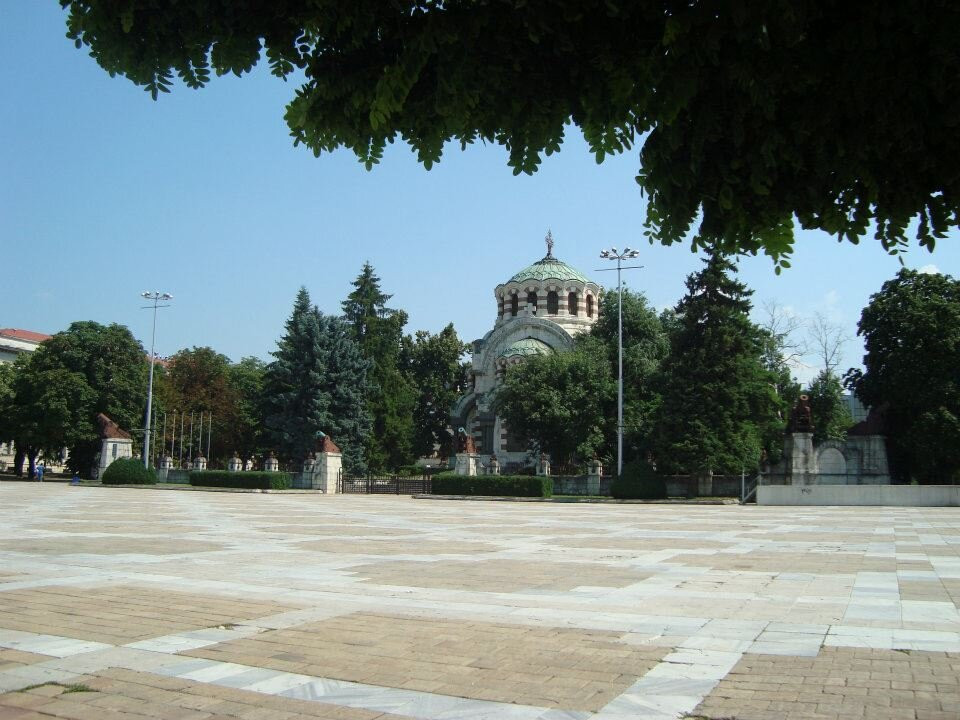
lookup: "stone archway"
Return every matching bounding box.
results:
[818,447,847,481]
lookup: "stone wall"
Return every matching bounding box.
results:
[758,484,960,506]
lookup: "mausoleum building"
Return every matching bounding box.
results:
[451,234,601,470]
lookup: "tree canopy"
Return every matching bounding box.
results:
[846,269,960,483]
[60,1,960,264]
[5,322,147,476]
[493,344,615,470]
[401,325,469,460]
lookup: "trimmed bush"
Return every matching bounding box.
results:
[189,471,292,490]
[610,460,667,499]
[432,472,553,498]
[101,458,157,485]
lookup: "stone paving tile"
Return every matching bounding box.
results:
[0,649,52,672]
[0,538,222,556]
[2,485,960,720]
[0,586,299,644]
[186,612,665,711]
[294,540,498,555]
[690,646,960,720]
[351,559,654,592]
[0,668,412,720]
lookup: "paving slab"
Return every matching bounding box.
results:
[1,484,959,719]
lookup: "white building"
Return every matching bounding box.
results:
[0,328,51,365]
[451,235,601,470]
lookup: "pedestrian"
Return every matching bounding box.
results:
[71,472,80,485]
[36,462,44,482]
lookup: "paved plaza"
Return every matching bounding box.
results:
[1,485,959,720]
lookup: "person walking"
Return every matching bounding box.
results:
[36,462,45,482]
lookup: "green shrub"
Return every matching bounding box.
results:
[189,471,291,490]
[101,458,157,485]
[610,461,667,500]
[432,473,553,498]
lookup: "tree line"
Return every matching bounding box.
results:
[1,261,957,483]
[494,259,960,484]
[0,263,467,477]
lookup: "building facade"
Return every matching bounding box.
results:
[450,236,601,470]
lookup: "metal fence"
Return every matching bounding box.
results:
[338,474,433,494]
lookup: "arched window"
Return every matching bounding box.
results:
[568,292,578,316]
[510,293,518,317]
[547,291,559,315]
[527,291,538,314]
[586,294,594,318]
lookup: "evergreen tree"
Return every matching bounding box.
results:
[651,256,784,474]
[342,263,416,471]
[263,288,371,473]
[318,310,373,474]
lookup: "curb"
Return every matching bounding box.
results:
[411,494,740,505]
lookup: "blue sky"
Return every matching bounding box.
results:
[2,2,956,385]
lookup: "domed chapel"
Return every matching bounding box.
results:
[450,232,602,470]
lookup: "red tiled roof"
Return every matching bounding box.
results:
[0,328,51,343]
[97,413,133,440]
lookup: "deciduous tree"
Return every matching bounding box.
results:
[14,322,148,476]
[846,270,960,483]
[401,325,469,460]
[493,345,614,470]
[60,1,960,263]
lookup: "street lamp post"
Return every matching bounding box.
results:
[141,291,172,469]
[598,248,641,478]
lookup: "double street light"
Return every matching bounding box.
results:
[141,291,172,468]
[598,247,642,478]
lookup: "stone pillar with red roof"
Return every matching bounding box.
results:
[311,433,342,493]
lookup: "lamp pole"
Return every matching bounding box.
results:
[598,248,642,477]
[141,291,172,469]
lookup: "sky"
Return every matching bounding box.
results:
[2,2,957,386]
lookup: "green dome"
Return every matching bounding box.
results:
[500,338,554,359]
[508,255,590,284]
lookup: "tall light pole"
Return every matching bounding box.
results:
[141,291,172,468]
[598,248,642,477]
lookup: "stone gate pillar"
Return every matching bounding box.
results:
[588,458,602,495]
[313,435,342,493]
[455,453,479,476]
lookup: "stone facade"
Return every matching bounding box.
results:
[770,405,891,485]
[451,236,601,469]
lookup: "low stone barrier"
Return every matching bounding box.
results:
[757,484,960,506]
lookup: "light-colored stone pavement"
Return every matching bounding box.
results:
[0,485,958,720]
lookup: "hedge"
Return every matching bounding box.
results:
[189,471,292,490]
[610,460,667,499]
[101,458,158,485]
[432,472,553,498]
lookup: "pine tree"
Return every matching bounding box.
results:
[263,288,371,472]
[651,256,783,474]
[342,264,416,471]
[318,310,372,474]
